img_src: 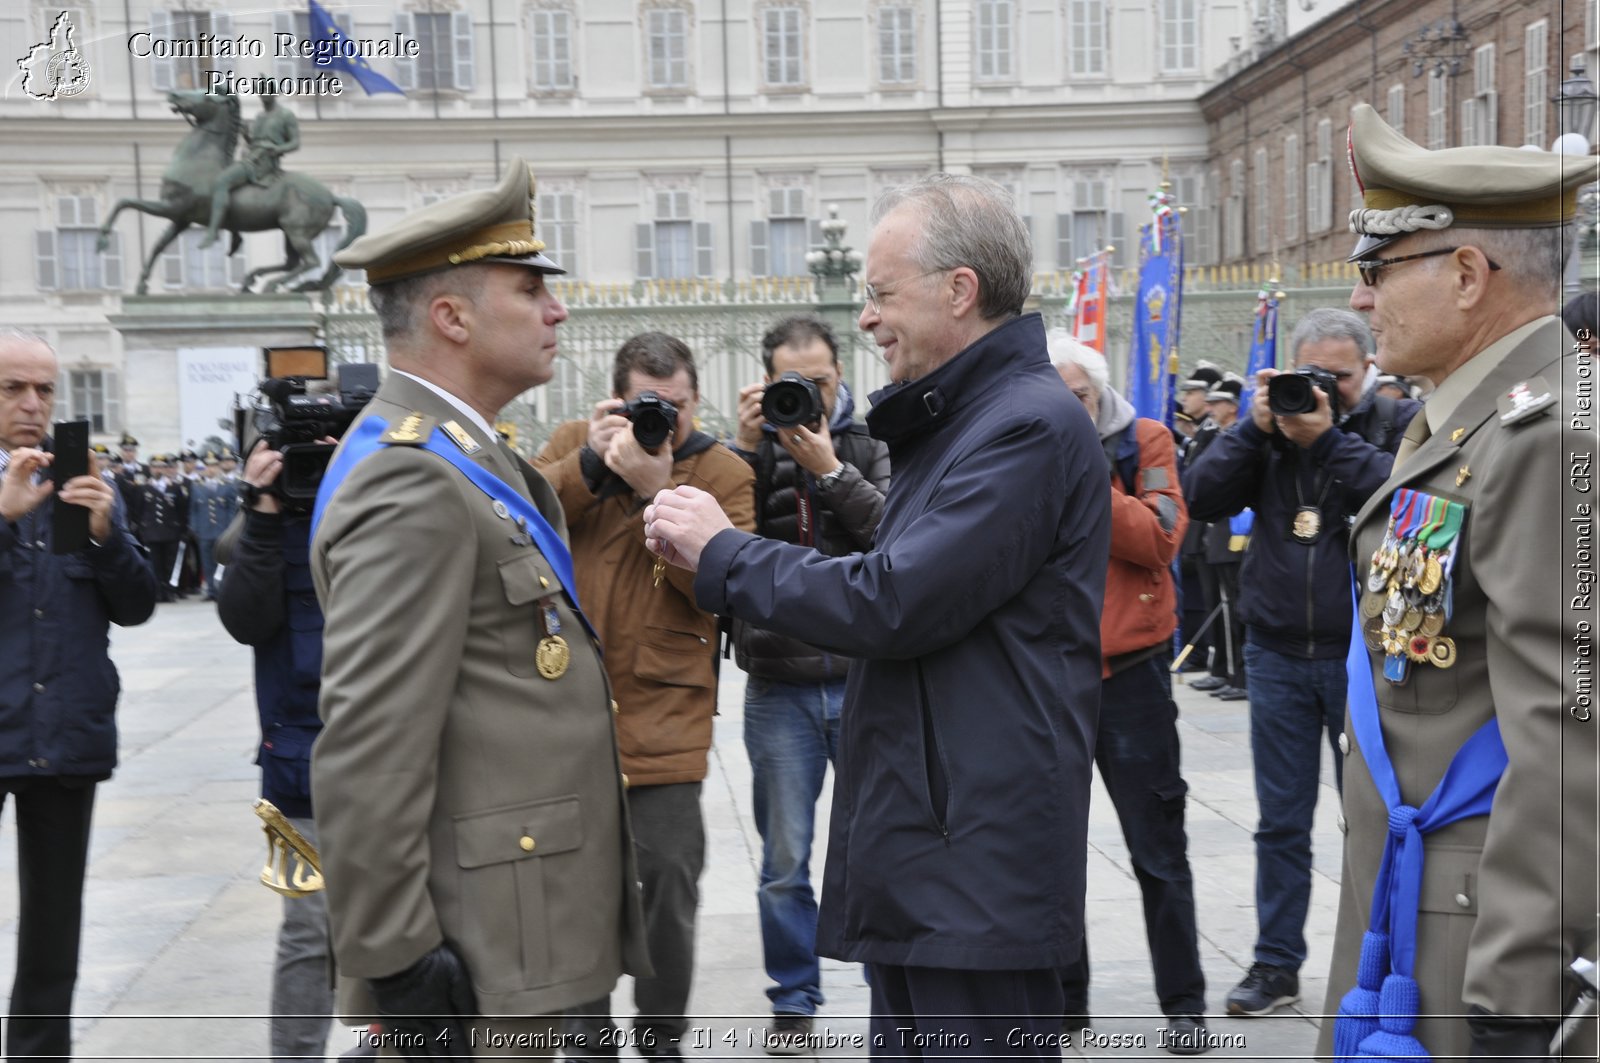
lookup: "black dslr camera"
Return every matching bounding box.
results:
[1268,366,1342,421]
[761,372,824,429]
[622,392,678,450]
[244,346,378,507]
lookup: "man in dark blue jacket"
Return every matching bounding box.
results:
[1181,308,1419,1019]
[645,174,1109,1054]
[0,327,157,1059]
[215,439,348,1063]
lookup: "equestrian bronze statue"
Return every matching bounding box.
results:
[96,89,366,294]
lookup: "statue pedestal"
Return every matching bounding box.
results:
[108,294,321,453]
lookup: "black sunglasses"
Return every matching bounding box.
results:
[1355,247,1502,288]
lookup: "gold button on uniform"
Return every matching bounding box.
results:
[610,700,619,714]
[1337,814,1348,835]
[621,773,631,789]
[1138,593,1154,603]
[1338,733,1350,756]
[539,576,550,589]
[519,835,536,852]
[1454,893,1471,909]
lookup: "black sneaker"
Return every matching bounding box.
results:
[1225,962,1299,1016]
[1188,676,1227,691]
[763,1014,813,1056]
[1164,1014,1212,1055]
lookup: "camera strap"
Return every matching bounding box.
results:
[313,414,592,639]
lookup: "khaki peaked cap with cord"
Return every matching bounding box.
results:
[1347,102,1600,260]
[334,156,564,284]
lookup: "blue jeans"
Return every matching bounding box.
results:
[743,676,843,1016]
[1242,638,1346,971]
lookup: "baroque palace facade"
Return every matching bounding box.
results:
[0,0,1590,448]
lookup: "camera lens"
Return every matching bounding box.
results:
[761,373,823,429]
[631,409,673,450]
[1267,374,1317,417]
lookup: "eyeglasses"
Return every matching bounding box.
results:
[863,269,947,313]
[1355,247,1502,288]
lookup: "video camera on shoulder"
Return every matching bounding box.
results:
[761,371,824,429]
[1267,365,1342,421]
[242,345,378,508]
[622,392,678,450]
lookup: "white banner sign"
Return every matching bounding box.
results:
[177,347,258,453]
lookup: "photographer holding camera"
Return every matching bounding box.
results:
[214,436,372,1062]
[1181,307,1419,1019]
[535,332,754,1059]
[726,316,888,1051]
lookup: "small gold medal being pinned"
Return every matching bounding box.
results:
[1428,637,1457,669]
[536,635,570,679]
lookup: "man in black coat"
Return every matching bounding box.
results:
[728,315,889,1051]
[646,174,1109,1055]
[0,327,157,1059]
[1182,308,1419,1019]
[136,454,189,601]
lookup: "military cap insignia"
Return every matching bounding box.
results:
[381,411,434,445]
[1497,377,1554,426]
[440,419,482,455]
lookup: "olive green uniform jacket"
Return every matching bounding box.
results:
[311,373,648,1019]
[1318,317,1597,1059]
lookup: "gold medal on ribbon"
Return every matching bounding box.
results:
[1418,556,1443,596]
[1361,591,1387,619]
[1406,634,1433,663]
[536,635,570,679]
[1420,611,1445,637]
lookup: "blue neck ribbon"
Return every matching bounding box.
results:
[1332,580,1506,1061]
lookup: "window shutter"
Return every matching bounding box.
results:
[101,230,123,290]
[393,13,417,90]
[750,220,769,276]
[1460,98,1475,146]
[211,10,234,75]
[1056,213,1073,268]
[695,221,714,277]
[59,369,72,420]
[274,12,298,78]
[452,10,475,91]
[150,9,174,90]
[35,229,58,290]
[1109,212,1126,268]
[105,369,123,436]
[635,223,655,278]
[161,240,184,289]
[808,218,824,250]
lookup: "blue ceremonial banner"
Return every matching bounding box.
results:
[309,0,406,96]
[1126,213,1183,427]
[1239,287,1279,409]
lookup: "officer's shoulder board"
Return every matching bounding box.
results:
[1497,376,1555,428]
[380,411,435,445]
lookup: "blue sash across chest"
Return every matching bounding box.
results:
[312,414,589,635]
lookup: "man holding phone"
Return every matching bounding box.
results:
[0,327,157,1059]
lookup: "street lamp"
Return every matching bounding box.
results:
[804,204,864,292]
[1554,55,1598,150]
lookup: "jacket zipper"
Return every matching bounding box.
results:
[916,661,952,844]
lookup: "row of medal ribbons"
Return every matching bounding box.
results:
[1360,488,1466,685]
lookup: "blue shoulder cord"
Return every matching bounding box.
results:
[1332,579,1507,1061]
[311,414,592,639]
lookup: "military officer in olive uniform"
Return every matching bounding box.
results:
[136,455,189,602]
[1319,105,1598,1060]
[313,158,647,1057]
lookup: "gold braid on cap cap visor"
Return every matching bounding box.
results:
[365,220,547,284]
[1349,187,1580,234]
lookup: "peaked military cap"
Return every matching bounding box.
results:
[203,451,220,465]
[1347,102,1600,259]
[1206,376,1243,404]
[119,433,139,447]
[90,443,111,456]
[336,157,565,284]
[179,449,199,462]
[1180,363,1224,392]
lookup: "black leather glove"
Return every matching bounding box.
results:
[369,942,478,1059]
[1467,1005,1556,1059]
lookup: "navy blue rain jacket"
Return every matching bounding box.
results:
[1182,390,1420,658]
[0,474,157,780]
[696,313,1109,968]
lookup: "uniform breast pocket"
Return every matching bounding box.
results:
[451,795,590,992]
[497,552,567,679]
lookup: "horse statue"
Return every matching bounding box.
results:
[95,89,366,295]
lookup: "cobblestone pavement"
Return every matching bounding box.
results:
[0,599,1343,1060]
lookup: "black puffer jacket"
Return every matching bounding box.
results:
[731,385,891,681]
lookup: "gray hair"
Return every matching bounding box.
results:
[1416,224,1573,299]
[368,265,487,343]
[872,173,1032,320]
[0,326,52,354]
[1045,329,1108,391]
[1289,308,1374,360]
